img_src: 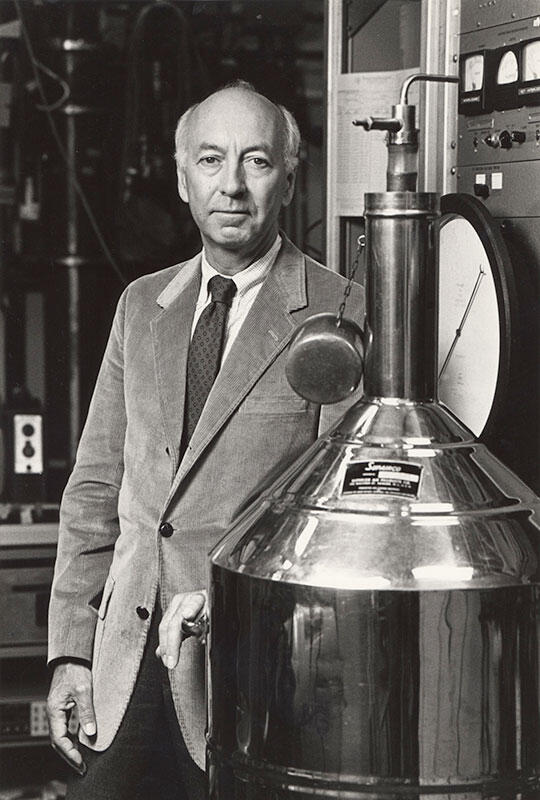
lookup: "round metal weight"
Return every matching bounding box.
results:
[285,312,364,404]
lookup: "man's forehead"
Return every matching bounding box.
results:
[197,87,277,116]
[189,89,281,146]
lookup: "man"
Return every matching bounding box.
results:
[47,81,364,800]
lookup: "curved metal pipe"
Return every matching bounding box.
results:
[399,72,459,105]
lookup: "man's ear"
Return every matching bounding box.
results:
[177,166,189,203]
[281,169,297,208]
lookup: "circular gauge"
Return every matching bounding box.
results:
[523,39,540,81]
[497,50,518,84]
[437,194,516,438]
[464,53,484,91]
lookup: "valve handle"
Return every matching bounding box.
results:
[181,613,209,644]
[352,116,402,132]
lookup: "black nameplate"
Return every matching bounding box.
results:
[343,460,423,498]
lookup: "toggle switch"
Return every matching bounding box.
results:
[511,130,526,144]
[23,441,36,459]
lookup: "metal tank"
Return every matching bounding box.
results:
[205,76,540,799]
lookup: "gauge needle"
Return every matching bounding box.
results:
[439,265,486,380]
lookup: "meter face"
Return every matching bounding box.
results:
[523,40,540,81]
[464,54,484,91]
[496,50,518,84]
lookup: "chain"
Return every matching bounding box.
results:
[337,234,365,327]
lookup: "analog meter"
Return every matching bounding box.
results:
[437,194,536,485]
[519,38,540,105]
[493,46,520,109]
[438,201,504,437]
[464,53,484,91]
[459,51,489,114]
[496,50,518,84]
[523,39,540,80]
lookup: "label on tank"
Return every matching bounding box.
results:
[342,460,423,497]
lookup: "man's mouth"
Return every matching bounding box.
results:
[212,209,249,215]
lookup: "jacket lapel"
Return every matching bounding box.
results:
[162,235,308,510]
[151,254,201,469]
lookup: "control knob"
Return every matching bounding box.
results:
[484,133,500,148]
[498,130,512,149]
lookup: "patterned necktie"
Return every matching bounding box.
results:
[183,274,237,448]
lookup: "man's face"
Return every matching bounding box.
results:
[177,89,296,266]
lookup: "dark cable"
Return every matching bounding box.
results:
[32,58,70,111]
[14,0,128,286]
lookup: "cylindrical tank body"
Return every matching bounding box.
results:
[207,193,540,799]
[363,193,438,399]
[209,581,540,798]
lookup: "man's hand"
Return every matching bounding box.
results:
[47,662,96,775]
[157,590,207,670]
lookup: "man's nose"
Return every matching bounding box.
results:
[219,161,246,196]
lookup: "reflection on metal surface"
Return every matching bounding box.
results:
[209,573,540,798]
[411,564,474,581]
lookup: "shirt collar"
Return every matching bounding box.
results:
[200,234,282,300]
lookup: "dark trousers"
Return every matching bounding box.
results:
[66,609,207,800]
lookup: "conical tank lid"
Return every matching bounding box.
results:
[212,398,540,592]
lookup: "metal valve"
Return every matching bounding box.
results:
[181,613,209,644]
[352,73,459,191]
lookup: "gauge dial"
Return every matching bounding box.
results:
[464,54,484,91]
[438,217,500,436]
[523,40,540,81]
[497,50,518,84]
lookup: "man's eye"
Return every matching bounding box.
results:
[252,158,269,167]
[200,156,219,165]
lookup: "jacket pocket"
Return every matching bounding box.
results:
[92,573,115,668]
[240,395,308,415]
[97,573,115,619]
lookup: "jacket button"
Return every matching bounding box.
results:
[159,521,173,538]
[136,606,150,620]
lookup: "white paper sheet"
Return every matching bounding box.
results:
[334,69,419,216]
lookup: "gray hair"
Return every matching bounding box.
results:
[174,80,301,174]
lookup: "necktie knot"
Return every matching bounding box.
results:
[209,275,236,307]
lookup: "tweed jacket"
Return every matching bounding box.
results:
[48,234,364,769]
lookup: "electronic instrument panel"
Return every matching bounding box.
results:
[455,2,540,492]
[460,38,540,115]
